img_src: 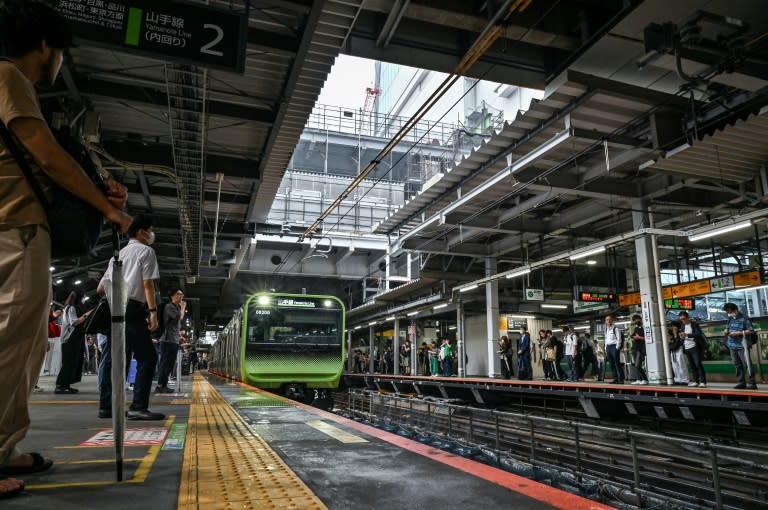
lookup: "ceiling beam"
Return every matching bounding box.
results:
[79,78,276,125]
[103,140,260,179]
[123,182,251,205]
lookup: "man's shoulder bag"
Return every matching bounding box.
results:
[83,297,111,335]
[0,121,104,258]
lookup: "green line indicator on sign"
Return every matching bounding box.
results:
[125,7,143,46]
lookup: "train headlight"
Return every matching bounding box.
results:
[258,295,271,306]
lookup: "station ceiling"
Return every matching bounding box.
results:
[47,0,768,331]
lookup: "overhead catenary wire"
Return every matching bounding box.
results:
[272,0,534,279]
[299,0,534,242]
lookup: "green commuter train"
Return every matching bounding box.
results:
[209,292,346,404]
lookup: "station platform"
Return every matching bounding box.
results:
[5,372,614,509]
[344,373,768,428]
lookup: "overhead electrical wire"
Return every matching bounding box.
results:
[270,0,535,278]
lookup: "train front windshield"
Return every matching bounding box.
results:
[246,296,342,350]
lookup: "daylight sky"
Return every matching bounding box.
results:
[315,55,376,110]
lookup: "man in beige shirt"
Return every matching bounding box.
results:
[0,1,131,496]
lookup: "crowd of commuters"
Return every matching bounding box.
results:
[353,304,760,392]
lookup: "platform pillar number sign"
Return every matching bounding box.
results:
[57,0,248,73]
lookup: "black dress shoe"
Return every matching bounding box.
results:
[127,409,165,421]
[54,387,77,394]
[98,409,111,419]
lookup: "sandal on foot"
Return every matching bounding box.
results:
[1,452,53,475]
[0,475,24,499]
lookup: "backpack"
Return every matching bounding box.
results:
[746,331,759,347]
[608,326,624,350]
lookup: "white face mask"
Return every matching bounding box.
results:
[146,231,156,246]
[728,312,737,318]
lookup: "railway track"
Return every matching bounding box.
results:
[333,390,768,509]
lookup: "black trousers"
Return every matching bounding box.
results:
[125,300,158,411]
[606,345,624,383]
[157,341,179,387]
[56,332,84,388]
[685,347,707,384]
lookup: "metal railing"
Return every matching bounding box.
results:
[306,104,460,147]
[344,390,768,510]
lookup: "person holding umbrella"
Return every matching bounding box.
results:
[97,214,164,421]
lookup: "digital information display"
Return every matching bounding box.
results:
[57,0,247,73]
[578,291,616,303]
[664,298,695,310]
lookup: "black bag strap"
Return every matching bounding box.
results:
[0,119,52,211]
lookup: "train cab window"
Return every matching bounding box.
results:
[246,297,342,349]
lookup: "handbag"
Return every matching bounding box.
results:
[0,121,104,258]
[83,297,111,335]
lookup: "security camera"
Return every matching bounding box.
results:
[208,255,217,267]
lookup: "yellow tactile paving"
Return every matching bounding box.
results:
[178,373,328,510]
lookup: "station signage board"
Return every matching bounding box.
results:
[710,275,735,291]
[663,279,711,299]
[573,300,610,314]
[57,0,247,73]
[578,291,616,303]
[619,292,641,307]
[618,270,763,307]
[525,288,544,301]
[664,298,695,310]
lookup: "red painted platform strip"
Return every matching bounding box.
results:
[229,378,615,510]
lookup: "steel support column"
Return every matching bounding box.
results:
[632,203,671,384]
[457,299,466,377]
[393,318,400,376]
[485,257,499,378]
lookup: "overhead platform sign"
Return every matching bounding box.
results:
[57,0,247,73]
[619,270,762,307]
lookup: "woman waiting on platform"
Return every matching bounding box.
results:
[679,311,707,388]
[55,291,87,394]
[497,335,514,379]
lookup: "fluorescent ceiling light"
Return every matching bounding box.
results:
[354,325,362,330]
[74,280,82,285]
[574,325,591,330]
[448,326,457,330]
[385,316,396,321]
[459,284,479,293]
[569,246,605,261]
[541,304,567,309]
[368,321,377,326]
[508,314,535,319]
[688,220,752,242]
[55,279,63,285]
[586,260,597,265]
[506,267,531,279]
[49,266,55,272]
[433,303,449,310]
[407,311,419,316]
